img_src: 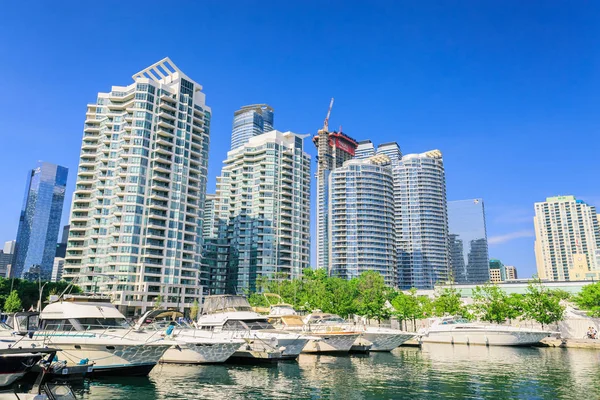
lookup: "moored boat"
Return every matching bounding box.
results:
[32,294,176,376]
[135,309,244,364]
[418,316,553,346]
[196,295,314,362]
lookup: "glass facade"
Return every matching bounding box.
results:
[230,104,274,151]
[395,150,449,289]
[12,162,68,280]
[329,157,396,285]
[447,199,490,284]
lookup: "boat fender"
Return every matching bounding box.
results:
[165,325,175,336]
[485,336,489,346]
[451,336,454,345]
[466,337,470,346]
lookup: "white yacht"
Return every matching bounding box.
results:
[300,312,362,354]
[134,309,244,364]
[418,316,553,346]
[269,309,360,354]
[33,294,176,375]
[196,295,314,362]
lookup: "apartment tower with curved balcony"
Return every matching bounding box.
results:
[329,154,396,285]
[395,150,449,289]
[64,58,211,316]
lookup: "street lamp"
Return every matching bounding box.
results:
[37,276,48,312]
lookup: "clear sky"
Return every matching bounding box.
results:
[1,1,599,278]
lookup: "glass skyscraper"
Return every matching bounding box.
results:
[447,199,490,284]
[230,104,274,151]
[329,155,396,285]
[395,150,449,289]
[64,58,211,316]
[12,162,68,280]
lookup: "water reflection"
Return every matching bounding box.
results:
[74,347,600,400]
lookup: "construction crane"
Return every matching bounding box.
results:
[323,98,334,132]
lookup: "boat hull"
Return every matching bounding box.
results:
[419,330,550,346]
[0,353,43,386]
[302,333,360,354]
[361,331,415,352]
[159,341,242,364]
[37,338,172,376]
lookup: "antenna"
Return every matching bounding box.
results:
[323,98,334,132]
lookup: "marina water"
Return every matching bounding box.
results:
[70,344,600,399]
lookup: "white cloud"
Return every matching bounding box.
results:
[488,230,535,245]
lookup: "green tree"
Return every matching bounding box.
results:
[247,292,269,308]
[432,287,464,317]
[190,299,199,320]
[470,284,509,324]
[153,294,163,310]
[4,290,22,313]
[574,282,600,317]
[392,289,420,330]
[324,277,357,318]
[355,271,390,321]
[505,293,524,323]
[522,279,565,328]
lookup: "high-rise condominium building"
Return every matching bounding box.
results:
[329,154,396,285]
[355,140,375,159]
[12,162,68,280]
[314,126,358,270]
[230,104,274,151]
[51,258,64,282]
[376,142,402,166]
[534,196,600,281]
[505,265,517,280]
[447,199,490,284]
[64,58,211,316]
[210,130,311,293]
[395,150,449,289]
[200,193,226,294]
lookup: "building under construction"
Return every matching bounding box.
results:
[313,99,358,271]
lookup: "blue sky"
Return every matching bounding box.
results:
[1,1,599,278]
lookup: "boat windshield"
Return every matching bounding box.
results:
[202,296,253,314]
[308,315,346,324]
[75,318,131,330]
[145,319,193,330]
[222,319,274,331]
[0,322,12,331]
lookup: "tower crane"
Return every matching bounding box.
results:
[323,98,334,132]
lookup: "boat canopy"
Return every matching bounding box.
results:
[201,295,253,315]
[40,300,126,320]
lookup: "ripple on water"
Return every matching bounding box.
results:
[74,346,600,400]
